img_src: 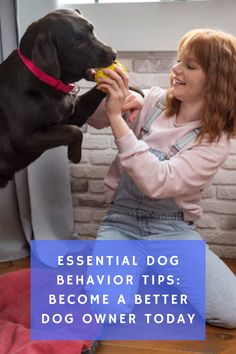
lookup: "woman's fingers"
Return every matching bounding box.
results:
[122,93,143,111]
[122,94,135,105]
[127,109,140,123]
[97,82,119,96]
[120,93,143,123]
[114,66,129,90]
[97,78,124,97]
[96,68,131,118]
[101,68,129,95]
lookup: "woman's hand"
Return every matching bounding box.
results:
[86,67,143,124]
[122,93,143,124]
[96,66,132,139]
[96,66,129,121]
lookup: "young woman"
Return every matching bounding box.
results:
[87,29,236,329]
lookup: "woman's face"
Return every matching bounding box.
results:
[170,52,206,104]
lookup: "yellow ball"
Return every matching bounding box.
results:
[95,61,128,92]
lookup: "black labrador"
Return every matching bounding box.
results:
[0,9,116,188]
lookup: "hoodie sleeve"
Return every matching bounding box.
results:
[115,129,230,199]
[86,89,150,129]
[86,98,110,129]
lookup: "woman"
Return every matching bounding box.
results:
[87,29,236,329]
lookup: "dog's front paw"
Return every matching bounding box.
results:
[68,146,81,163]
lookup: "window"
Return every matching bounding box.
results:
[57,0,192,4]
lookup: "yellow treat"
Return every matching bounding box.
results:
[95,61,127,92]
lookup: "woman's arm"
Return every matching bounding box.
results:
[94,68,230,199]
[87,86,144,129]
[116,129,230,198]
[87,94,144,130]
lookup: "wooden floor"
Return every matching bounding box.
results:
[1,257,236,354]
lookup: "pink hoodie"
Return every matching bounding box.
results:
[87,87,230,221]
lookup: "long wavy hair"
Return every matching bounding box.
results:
[165,29,236,142]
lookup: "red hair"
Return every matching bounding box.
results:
[165,29,236,142]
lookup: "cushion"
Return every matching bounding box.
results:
[0,268,98,354]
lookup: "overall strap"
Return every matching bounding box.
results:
[137,89,201,156]
[138,91,166,139]
[166,128,201,159]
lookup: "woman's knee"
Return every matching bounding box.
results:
[207,311,236,329]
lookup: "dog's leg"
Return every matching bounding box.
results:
[22,125,83,163]
[70,85,144,127]
[69,86,106,127]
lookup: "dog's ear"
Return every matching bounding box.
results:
[32,36,61,79]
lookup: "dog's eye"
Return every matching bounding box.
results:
[74,40,86,49]
[73,33,84,45]
[75,33,83,41]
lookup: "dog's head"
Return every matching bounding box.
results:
[19,9,117,83]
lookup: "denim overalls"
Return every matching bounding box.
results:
[98,93,201,240]
[94,95,236,328]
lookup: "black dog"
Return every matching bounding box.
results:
[0,9,116,188]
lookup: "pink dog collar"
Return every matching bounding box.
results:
[18,48,79,95]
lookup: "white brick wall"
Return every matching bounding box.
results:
[71,51,236,258]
